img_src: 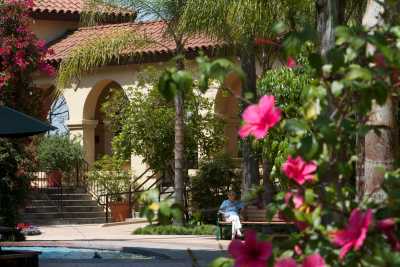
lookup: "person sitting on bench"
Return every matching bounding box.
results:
[218,191,244,239]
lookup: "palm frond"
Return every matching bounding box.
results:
[181,0,289,45]
[57,30,145,89]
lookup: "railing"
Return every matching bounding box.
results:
[89,167,178,223]
[30,160,89,216]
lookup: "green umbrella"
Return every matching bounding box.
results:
[0,106,56,137]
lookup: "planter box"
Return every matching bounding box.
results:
[110,202,131,222]
[0,250,41,267]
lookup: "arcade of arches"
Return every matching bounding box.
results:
[36,63,242,175]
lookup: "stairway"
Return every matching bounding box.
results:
[22,187,106,225]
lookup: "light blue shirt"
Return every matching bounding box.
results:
[219,200,244,216]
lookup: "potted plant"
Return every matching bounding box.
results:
[88,155,133,222]
[37,135,84,187]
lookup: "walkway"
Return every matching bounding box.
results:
[1,223,231,267]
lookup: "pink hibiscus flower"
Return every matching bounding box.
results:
[239,95,281,140]
[284,191,304,209]
[275,257,296,267]
[282,156,317,185]
[302,253,325,267]
[377,218,400,251]
[331,208,373,260]
[229,230,272,267]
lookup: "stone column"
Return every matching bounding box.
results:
[68,119,98,166]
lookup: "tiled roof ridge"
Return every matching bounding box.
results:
[32,0,133,16]
[77,20,165,31]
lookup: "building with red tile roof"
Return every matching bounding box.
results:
[32,0,238,169]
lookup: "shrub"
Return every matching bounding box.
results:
[87,155,132,202]
[37,135,84,173]
[133,224,216,235]
[0,139,30,227]
[190,154,241,223]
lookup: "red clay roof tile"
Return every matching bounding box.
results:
[46,21,223,63]
[32,0,132,17]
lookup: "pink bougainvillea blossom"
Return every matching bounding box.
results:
[302,253,326,267]
[229,230,272,267]
[287,57,297,68]
[38,62,56,76]
[275,257,296,267]
[377,218,400,251]
[282,155,317,185]
[239,95,281,139]
[331,209,373,260]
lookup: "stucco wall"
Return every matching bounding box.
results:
[30,19,79,42]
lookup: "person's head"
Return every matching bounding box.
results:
[228,191,237,201]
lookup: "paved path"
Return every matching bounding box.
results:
[1,223,231,267]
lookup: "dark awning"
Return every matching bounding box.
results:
[0,106,56,137]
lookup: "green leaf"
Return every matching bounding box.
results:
[173,70,193,94]
[284,119,308,135]
[209,257,234,267]
[158,69,176,101]
[305,188,316,204]
[346,65,372,81]
[331,81,344,96]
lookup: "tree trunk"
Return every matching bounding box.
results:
[174,41,185,224]
[262,159,275,204]
[361,0,398,201]
[316,0,339,57]
[240,40,260,193]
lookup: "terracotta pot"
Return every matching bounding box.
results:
[47,170,62,187]
[110,201,130,222]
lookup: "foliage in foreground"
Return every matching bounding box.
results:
[133,224,216,236]
[152,22,400,266]
[209,22,400,267]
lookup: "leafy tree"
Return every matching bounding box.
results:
[101,69,225,183]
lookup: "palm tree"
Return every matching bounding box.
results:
[57,0,194,224]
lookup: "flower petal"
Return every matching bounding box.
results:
[239,124,255,139]
[339,242,354,260]
[302,253,326,267]
[258,95,275,116]
[275,257,297,267]
[257,241,272,260]
[228,239,245,258]
[242,105,260,123]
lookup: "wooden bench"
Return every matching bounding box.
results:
[216,205,295,240]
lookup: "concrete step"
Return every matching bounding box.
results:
[60,199,99,207]
[24,206,59,213]
[23,211,106,220]
[37,187,87,194]
[62,206,104,213]
[29,200,57,206]
[48,193,92,201]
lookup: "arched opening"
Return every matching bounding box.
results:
[48,95,70,134]
[214,83,241,157]
[93,82,122,160]
[83,80,125,164]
